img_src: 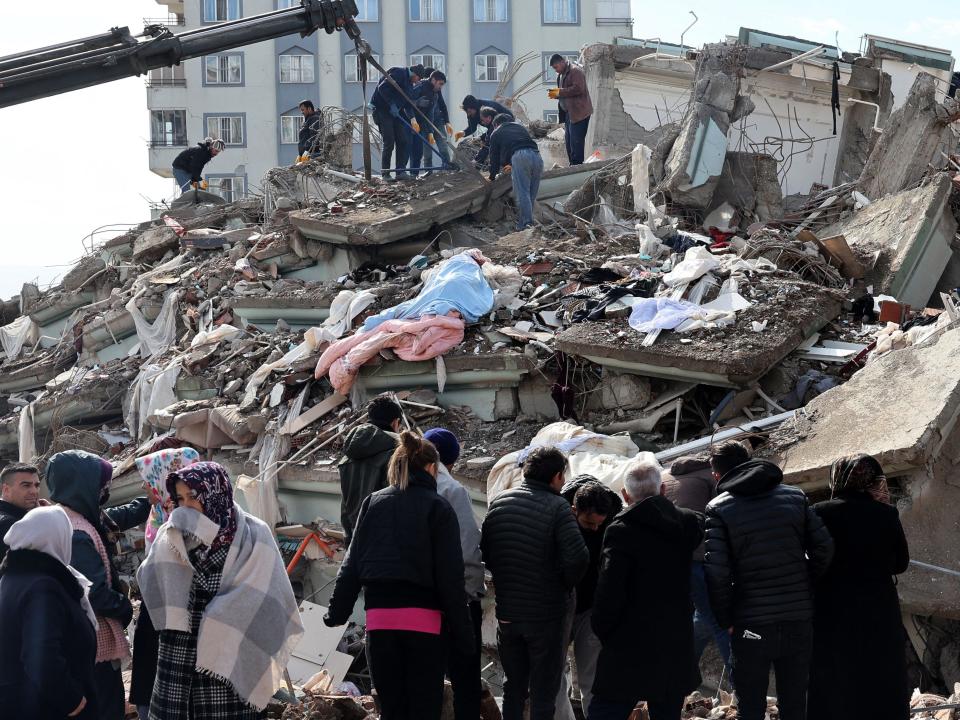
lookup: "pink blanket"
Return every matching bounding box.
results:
[314,313,465,394]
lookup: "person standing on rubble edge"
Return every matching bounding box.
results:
[662,455,732,677]
[481,446,589,720]
[339,396,402,548]
[324,431,474,720]
[806,455,910,720]
[0,506,100,719]
[548,54,593,165]
[409,70,449,175]
[296,100,323,162]
[488,114,543,231]
[588,460,703,720]
[171,138,224,193]
[424,427,485,720]
[47,450,152,720]
[704,442,834,720]
[0,462,43,563]
[371,64,425,180]
[555,476,622,720]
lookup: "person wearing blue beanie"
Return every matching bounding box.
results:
[424,428,460,467]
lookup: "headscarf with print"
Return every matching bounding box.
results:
[165,462,238,552]
[830,454,890,503]
[136,447,201,547]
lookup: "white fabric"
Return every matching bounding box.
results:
[663,246,720,287]
[126,289,180,358]
[482,263,524,310]
[242,326,326,407]
[630,143,652,210]
[191,323,242,347]
[0,315,39,360]
[4,506,97,628]
[124,359,182,440]
[317,290,376,342]
[18,399,36,462]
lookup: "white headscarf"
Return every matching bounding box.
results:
[4,506,97,628]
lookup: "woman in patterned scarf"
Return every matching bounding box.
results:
[807,454,910,720]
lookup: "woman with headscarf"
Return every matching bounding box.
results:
[0,505,99,719]
[807,454,910,720]
[129,447,200,720]
[137,462,303,720]
[324,431,474,720]
[47,449,152,720]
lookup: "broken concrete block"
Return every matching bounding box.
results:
[132,225,180,264]
[61,255,106,292]
[594,372,652,411]
[710,152,784,222]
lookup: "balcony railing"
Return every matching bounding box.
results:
[148,139,188,148]
[143,15,186,27]
[146,77,187,87]
[597,16,633,26]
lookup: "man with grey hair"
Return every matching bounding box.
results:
[588,459,703,720]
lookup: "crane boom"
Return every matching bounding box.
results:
[0,0,360,108]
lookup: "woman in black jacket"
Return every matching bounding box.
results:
[325,431,474,720]
[0,506,99,719]
[807,454,910,720]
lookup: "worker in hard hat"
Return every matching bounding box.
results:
[172,138,224,193]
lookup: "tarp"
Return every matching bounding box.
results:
[127,290,180,358]
[0,315,39,360]
[124,359,182,441]
[361,251,494,331]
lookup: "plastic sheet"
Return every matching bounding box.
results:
[127,290,180,358]
[0,315,39,360]
[663,246,720,288]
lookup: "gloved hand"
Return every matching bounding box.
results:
[502,164,512,174]
[389,104,400,118]
[200,179,209,190]
[454,131,464,141]
[548,88,560,100]
[191,181,199,189]
[297,153,310,164]
[410,118,421,133]
[446,123,453,136]
[427,133,435,145]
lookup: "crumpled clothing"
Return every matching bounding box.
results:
[361,251,494,331]
[318,289,376,342]
[778,369,840,411]
[628,298,706,333]
[663,246,720,287]
[315,313,465,395]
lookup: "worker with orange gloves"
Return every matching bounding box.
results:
[172,138,224,193]
[371,63,425,180]
[409,69,451,175]
[488,114,543,231]
[549,53,593,165]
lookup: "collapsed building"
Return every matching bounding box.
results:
[3,24,960,716]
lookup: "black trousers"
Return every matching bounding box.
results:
[587,695,684,720]
[498,617,567,720]
[374,109,410,177]
[367,630,445,720]
[731,621,813,720]
[94,660,126,720]
[446,600,483,720]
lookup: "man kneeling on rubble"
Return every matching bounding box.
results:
[481,447,588,720]
[488,114,543,231]
[589,460,703,720]
[338,396,402,547]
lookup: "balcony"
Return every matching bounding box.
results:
[143,15,186,27]
[596,16,633,26]
[146,77,187,87]
[148,139,187,148]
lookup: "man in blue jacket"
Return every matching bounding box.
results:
[409,70,449,175]
[371,64,425,179]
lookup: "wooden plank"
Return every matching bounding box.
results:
[285,393,347,435]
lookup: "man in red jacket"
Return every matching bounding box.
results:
[548,54,594,165]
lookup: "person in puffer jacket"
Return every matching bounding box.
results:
[704,442,834,720]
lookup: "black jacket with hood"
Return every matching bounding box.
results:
[338,423,398,547]
[46,450,151,630]
[704,459,834,629]
[481,480,589,623]
[0,499,28,563]
[326,468,474,651]
[172,143,214,183]
[0,549,99,720]
[591,495,703,704]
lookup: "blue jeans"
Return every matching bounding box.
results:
[691,561,732,668]
[565,115,590,165]
[137,705,150,720]
[510,148,543,230]
[172,167,193,192]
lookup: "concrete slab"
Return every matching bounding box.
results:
[233,295,333,332]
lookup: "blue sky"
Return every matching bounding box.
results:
[0,1,956,300]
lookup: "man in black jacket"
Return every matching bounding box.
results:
[481,447,588,720]
[704,442,834,720]
[589,460,703,720]
[338,396,402,547]
[171,138,224,192]
[489,114,543,231]
[456,94,511,141]
[0,463,41,563]
[297,100,323,160]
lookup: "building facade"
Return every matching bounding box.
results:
[146,0,632,200]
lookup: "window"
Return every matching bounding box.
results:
[409,0,443,22]
[147,65,185,87]
[475,53,508,82]
[543,0,576,23]
[204,54,242,84]
[150,110,187,146]
[280,114,305,144]
[206,115,244,145]
[543,110,559,123]
[203,0,240,22]
[543,52,579,82]
[410,53,446,73]
[473,0,507,22]
[596,0,630,18]
[355,0,379,21]
[208,176,245,203]
[344,53,381,83]
[279,54,315,83]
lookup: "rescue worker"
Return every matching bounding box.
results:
[488,114,543,230]
[371,64,425,179]
[296,99,323,162]
[548,54,593,165]
[171,138,224,193]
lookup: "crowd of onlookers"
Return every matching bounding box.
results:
[0,393,910,720]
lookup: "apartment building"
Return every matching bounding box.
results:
[146,0,633,200]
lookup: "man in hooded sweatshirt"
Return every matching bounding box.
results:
[339,396,402,547]
[46,449,151,720]
[589,460,703,720]
[704,442,834,720]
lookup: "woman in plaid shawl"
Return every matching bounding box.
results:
[139,462,302,720]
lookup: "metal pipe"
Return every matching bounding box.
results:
[910,559,960,578]
[678,11,698,54]
[761,45,827,73]
[847,98,882,133]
